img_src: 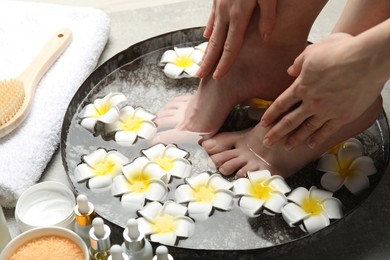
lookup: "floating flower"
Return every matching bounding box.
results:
[281,186,343,234]
[79,92,127,133]
[158,42,208,79]
[75,148,129,190]
[112,156,169,211]
[105,106,157,146]
[175,172,234,221]
[233,170,291,218]
[137,201,195,246]
[317,138,377,195]
[142,143,192,180]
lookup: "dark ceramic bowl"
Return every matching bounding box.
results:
[61,27,389,259]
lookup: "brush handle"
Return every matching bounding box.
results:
[19,28,73,91]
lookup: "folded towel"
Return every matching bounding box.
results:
[0,1,111,207]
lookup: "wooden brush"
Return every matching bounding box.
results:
[0,28,72,138]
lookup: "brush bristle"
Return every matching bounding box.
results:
[0,79,25,126]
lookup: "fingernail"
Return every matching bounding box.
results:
[213,70,220,80]
[308,140,317,149]
[202,139,216,150]
[284,142,293,151]
[263,32,269,42]
[260,119,269,128]
[263,138,272,147]
[197,70,203,78]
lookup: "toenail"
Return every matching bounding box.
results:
[202,139,216,149]
[219,167,226,175]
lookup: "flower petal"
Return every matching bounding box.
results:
[145,179,168,201]
[247,170,271,183]
[175,184,195,203]
[119,105,135,118]
[322,197,343,219]
[344,173,370,195]
[281,202,311,227]
[138,201,163,221]
[287,187,309,206]
[187,202,213,221]
[238,196,265,217]
[190,49,204,64]
[121,192,146,212]
[337,143,363,169]
[174,47,194,57]
[134,107,156,121]
[163,63,184,79]
[174,216,195,237]
[75,164,95,182]
[302,214,330,234]
[349,156,377,176]
[170,158,192,178]
[162,201,188,217]
[107,92,128,107]
[266,175,291,194]
[98,106,120,124]
[80,117,98,133]
[309,186,333,201]
[88,175,113,189]
[213,190,234,211]
[317,154,339,173]
[112,175,130,196]
[122,157,150,180]
[208,174,233,191]
[142,144,165,158]
[320,172,345,192]
[263,191,288,214]
[233,178,251,196]
[115,130,138,146]
[186,172,210,188]
[137,121,157,140]
[150,233,177,246]
[159,50,178,65]
[80,104,98,118]
[137,217,155,235]
[195,42,208,52]
[83,149,107,167]
[183,63,200,77]
[163,144,189,159]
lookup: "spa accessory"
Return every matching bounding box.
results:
[89,217,112,260]
[122,218,153,260]
[0,1,110,208]
[0,206,12,252]
[108,245,129,260]
[74,194,96,246]
[152,246,174,260]
[0,28,72,138]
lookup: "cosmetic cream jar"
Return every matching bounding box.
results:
[15,181,76,232]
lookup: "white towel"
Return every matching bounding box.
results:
[0,1,111,207]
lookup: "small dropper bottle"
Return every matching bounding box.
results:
[89,217,112,260]
[108,244,129,260]
[152,246,174,260]
[74,194,96,246]
[122,218,153,260]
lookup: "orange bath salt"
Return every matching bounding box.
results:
[10,235,84,260]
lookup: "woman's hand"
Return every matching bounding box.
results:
[198,0,277,80]
[260,33,384,150]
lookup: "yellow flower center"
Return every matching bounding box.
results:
[192,185,216,203]
[174,56,193,68]
[339,167,353,178]
[94,158,117,176]
[329,142,345,155]
[122,116,143,132]
[154,157,174,171]
[129,172,151,193]
[249,182,274,200]
[153,214,177,234]
[96,103,111,116]
[302,197,323,216]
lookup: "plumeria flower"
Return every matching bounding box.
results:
[281,186,343,234]
[75,148,129,191]
[317,138,377,195]
[112,156,169,211]
[158,42,208,79]
[142,143,192,180]
[137,201,195,246]
[233,170,291,218]
[105,106,157,146]
[79,92,127,134]
[175,172,234,221]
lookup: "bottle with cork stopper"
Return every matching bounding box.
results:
[108,244,129,260]
[152,246,174,260]
[122,218,153,260]
[74,194,96,246]
[89,217,112,260]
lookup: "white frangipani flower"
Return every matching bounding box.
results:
[317,138,377,195]
[159,42,208,79]
[281,186,343,234]
[175,172,234,221]
[233,170,291,217]
[112,156,169,212]
[105,106,157,146]
[142,143,192,180]
[79,92,127,133]
[75,148,129,191]
[137,201,195,246]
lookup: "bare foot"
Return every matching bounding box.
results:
[202,98,383,178]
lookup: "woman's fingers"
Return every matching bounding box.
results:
[257,0,277,40]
